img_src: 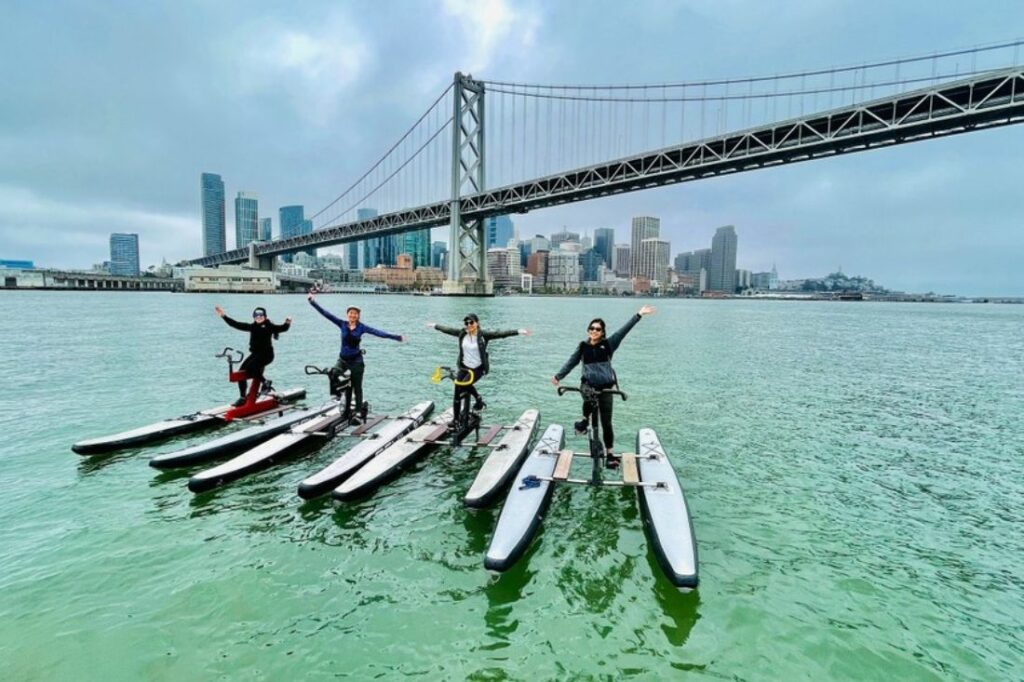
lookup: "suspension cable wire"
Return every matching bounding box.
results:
[478,38,1024,90]
[309,82,454,227]
[319,116,454,229]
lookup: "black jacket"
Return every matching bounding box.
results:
[555,313,641,388]
[434,324,519,375]
[222,315,291,359]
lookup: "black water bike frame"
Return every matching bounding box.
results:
[557,384,627,484]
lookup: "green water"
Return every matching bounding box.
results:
[0,291,1021,680]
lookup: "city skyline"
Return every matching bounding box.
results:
[2,4,1023,295]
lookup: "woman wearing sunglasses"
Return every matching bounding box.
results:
[215,305,292,406]
[551,304,656,468]
[427,314,531,425]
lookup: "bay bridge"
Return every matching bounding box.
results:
[189,41,1024,295]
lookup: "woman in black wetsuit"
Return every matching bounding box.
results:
[427,314,531,425]
[215,305,292,406]
[551,304,655,468]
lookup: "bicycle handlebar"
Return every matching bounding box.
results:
[557,385,628,401]
[215,347,244,363]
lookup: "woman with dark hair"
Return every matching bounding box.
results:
[215,304,292,406]
[551,305,655,467]
[427,313,531,425]
[308,291,404,418]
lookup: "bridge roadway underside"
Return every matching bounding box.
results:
[190,68,1024,268]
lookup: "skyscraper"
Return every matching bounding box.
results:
[709,225,738,292]
[399,228,431,268]
[432,241,448,269]
[614,244,631,277]
[630,216,659,277]
[485,215,515,250]
[594,227,614,269]
[345,242,360,270]
[259,217,272,242]
[358,208,383,268]
[279,205,305,263]
[109,233,140,276]
[637,238,671,285]
[200,173,225,256]
[234,192,258,249]
[579,249,604,283]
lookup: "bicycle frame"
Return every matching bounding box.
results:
[557,385,627,484]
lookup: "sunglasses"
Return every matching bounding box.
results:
[588,326,603,332]
[464,320,477,326]
[253,313,266,318]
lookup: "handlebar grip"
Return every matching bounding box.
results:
[304,365,328,375]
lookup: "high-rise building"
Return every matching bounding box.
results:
[638,238,671,285]
[259,217,272,242]
[301,219,315,259]
[487,247,522,290]
[550,229,581,249]
[109,233,140,276]
[546,251,581,290]
[234,192,258,249]
[518,240,532,267]
[630,216,659,277]
[675,248,711,274]
[432,241,448,269]
[485,215,515,250]
[593,227,614,269]
[709,225,738,292]
[525,250,549,288]
[531,235,551,254]
[200,172,225,256]
[399,228,431,268]
[579,249,604,283]
[345,242,360,270]
[614,244,631,277]
[356,208,386,268]
[279,205,305,263]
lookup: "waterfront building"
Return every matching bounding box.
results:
[752,265,779,290]
[736,269,752,291]
[630,216,660,277]
[487,247,522,290]
[279,205,305,263]
[593,227,614,269]
[259,217,272,242]
[109,233,140,277]
[614,244,631,277]
[200,172,226,256]
[234,192,258,249]
[181,265,277,293]
[546,251,581,290]
[709,225,738,292]
[637,237,671,286]
[485,215,515,250]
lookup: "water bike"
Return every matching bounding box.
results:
[485,384,699,589]
[330,366,539,504]
[72,348,305,455]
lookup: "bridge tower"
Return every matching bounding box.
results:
[442,72,493,296]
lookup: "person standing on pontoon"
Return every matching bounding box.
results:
[551,304,656,468]
[214,305,292,406]
[426,314,531,425]
[308,291,404,420]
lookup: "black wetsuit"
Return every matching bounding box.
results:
[222,315,291,397]
[554,313,642,450]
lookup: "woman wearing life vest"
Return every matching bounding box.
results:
[551,305,655,468]
[427,314,530,425]
[308,291,404,419]
[214,305,292,406]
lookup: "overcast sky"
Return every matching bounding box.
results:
[2,1,1022,295]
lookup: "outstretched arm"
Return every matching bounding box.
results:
[426,322,462,337]
[484,328,531,340]
[270,318,292,333]
[553,345,583,384]
[606,306,654,351]
[217,306,252,332]
[361,323,403,342]
[308,297,344,328]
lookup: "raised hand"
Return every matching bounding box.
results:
[550,376,560,387]
[214,305,225,317]
[425,322,436,329]
[639,304,656,316]
[284,316,293,325]
[519,329,532,336]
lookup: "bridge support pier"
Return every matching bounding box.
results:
[442,72,493,297]
[248,243,277,272]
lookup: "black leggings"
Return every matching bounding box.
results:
[332,357,365,413]
[237,353,272,397]
[453,365,485,423]
[582,389,616,451]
